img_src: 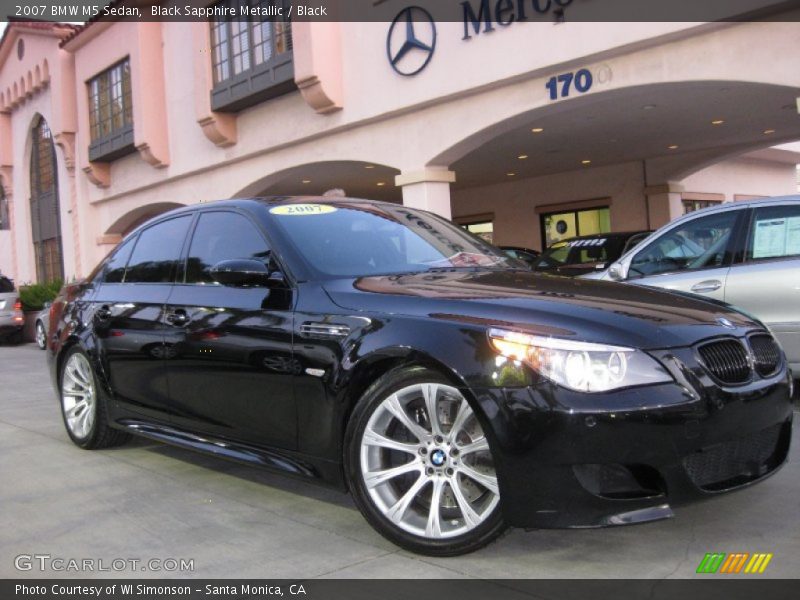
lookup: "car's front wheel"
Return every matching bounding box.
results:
[35,321,46,350]
[59,347,129,449]
[345,366,506,556]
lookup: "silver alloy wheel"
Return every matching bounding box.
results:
[359,383,500,539]
[35,322,46,349]
[61,353,97,440]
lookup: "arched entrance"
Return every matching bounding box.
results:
[29,116,63,282]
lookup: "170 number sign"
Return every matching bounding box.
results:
[545,69,593,100]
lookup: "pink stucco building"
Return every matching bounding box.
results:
[1,7,799,283]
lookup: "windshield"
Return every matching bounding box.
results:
[268,202,520,278]
[536,236,626,269]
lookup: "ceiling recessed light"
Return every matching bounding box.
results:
[518,154,528,160]
[642,104,657,110]
[301,179,311,184]
[506,172,516,177]
[711,119,725,125]
[668,144,679,150]
[364,165,375,169]
[581,160,592,165]
[376,182,386,186]
[763,129,776,134]
[531,127,544,133]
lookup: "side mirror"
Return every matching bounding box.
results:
[608,261,628,281]
[210,259,276,287]
[42,301,52,309]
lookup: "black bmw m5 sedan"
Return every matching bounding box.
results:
[47,198,793,555]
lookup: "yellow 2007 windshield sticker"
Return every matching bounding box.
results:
[270,204,337,216]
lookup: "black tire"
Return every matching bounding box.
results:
[344,365,508,556]
[58,346,130,450]
[35,321,47,350]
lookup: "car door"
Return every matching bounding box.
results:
[724,203,800,370]
[163,210,297,450]
[624,209,744,301]
[93,214,193,423]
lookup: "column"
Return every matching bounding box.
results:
[644,183,685,229]
[395,168,456,219]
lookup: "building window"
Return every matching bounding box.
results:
[88,59,135,162]
[682,199,722,214]
[0,185,9,230]
[461,220,494,243]
[541,207,610,248]
[30,117,64,283]
[209,0,295,112]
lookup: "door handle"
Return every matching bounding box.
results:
[96,305,111,320]
[691,280,722,293]
[165,309,189,326]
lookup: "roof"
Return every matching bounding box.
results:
[668,194,800,226]
[0,19,82,68]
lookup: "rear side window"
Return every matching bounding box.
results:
[124,216,192,283]
[629,211,737,277]
[104,237,136,283]
[0,276,14,293]
[747,204,800,261]
[185,212,270,284]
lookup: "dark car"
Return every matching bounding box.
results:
[535,231,652,277]
[499,246,540,269]
[47,198,792,556]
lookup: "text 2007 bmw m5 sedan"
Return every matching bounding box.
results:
[47,198,793,555]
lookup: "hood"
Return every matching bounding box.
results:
[322,269,759,350]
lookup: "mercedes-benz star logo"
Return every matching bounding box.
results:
[386,6,436,76]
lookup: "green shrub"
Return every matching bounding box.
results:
[19,280,63,312]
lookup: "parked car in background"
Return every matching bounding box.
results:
[34,302,52,350]
[499,246,540,268]
[534,231,652,277]
[585,196,800,381]
[47,198,792,556]
[0,274,24,344]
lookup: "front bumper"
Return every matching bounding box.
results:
[474,353,794,529]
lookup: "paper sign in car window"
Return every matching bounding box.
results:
[270,204,337,216]
[752,218,788,259]
[785,216,800,256]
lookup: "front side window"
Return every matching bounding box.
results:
[209,0,295,112]
[629,211,738,278]
[124,216,192,284]
[747,204,800,261]
[185,212,271,284]
[87,59,134,162]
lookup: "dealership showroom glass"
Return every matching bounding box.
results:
[0,0,799,594]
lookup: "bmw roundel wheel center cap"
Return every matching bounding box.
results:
[430,449,447,467]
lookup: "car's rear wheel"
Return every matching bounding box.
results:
[345,366,506,556]
[59,347,129,449]
[35,321,46,350]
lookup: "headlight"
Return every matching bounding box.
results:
[488,328,673,392]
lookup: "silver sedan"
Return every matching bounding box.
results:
[585,196,800,380]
